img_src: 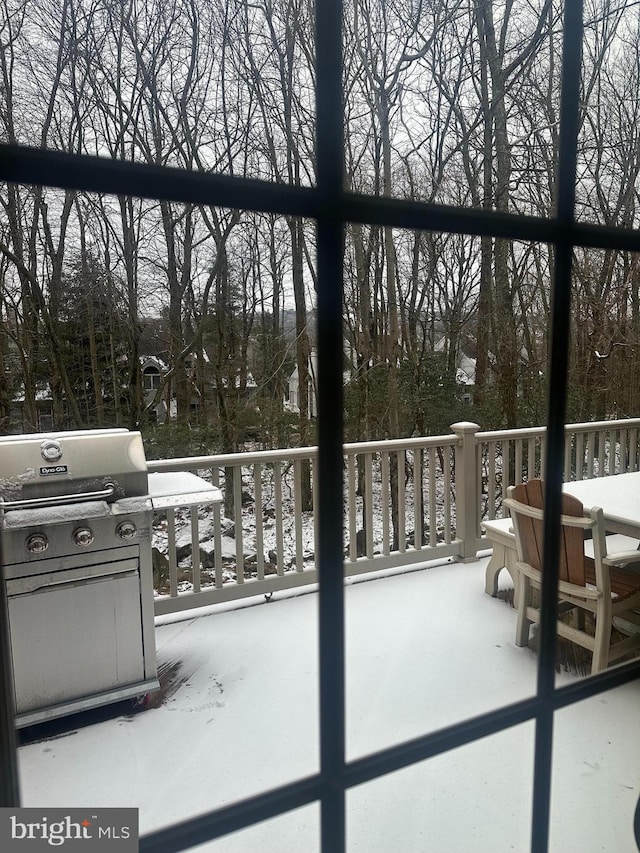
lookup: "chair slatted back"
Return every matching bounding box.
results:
[510,479,586,586]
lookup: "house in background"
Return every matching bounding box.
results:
[142,352,258,424]
[453,350,477,404]
[9,382,55,433]
[286,341,478,418]
[140,354,203,424]
[285,348,350,418]
[285,349,318,417]
[434,335,478,404]
[140,355,170,423]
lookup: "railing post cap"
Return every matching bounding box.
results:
[450,421,481,435]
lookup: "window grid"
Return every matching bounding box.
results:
[1,1,640,851]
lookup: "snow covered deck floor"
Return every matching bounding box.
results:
[16,555,640,852]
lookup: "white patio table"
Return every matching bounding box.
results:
[564,471,640,540]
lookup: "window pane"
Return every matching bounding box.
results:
[18,592,318,831]
[4,189,320,828]
[347,723,535,852]
[345,558,536,759]
[343,231,557,758]
[576,3,640,226]
[0,0,316,185]
[344,0,559,215]
[0,189,317,452]
[550,682,640,851]
[569,249,640,424]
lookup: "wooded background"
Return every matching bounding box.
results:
[1,0,639,452]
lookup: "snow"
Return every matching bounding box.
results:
[147,471,222,509]
[2,500,111,529]
[16,555,640,852]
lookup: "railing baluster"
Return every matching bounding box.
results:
[501,442,509,504]
[381,451,390,556]
[348,453,357,562]
[274,461,284,576]
[365,453,374,558]
[564,434,571,480]
[611,429,617,474]
[397,451,405,553]
[576,432,584,480]
[598,429,606,474]
[586,431,595,478]
[527,437,535,481]
[212,467,223,589]
[191,509,200,594]
[515,439,523,484]
[294,459,304,573]
[488,440,496,518]
[255,462,264,581]
[444,445,452,544]
[167,508,178,598]
[414,448,422,550]
[428,447,437,547]
[234,464,244,584]
[312,457,319,566]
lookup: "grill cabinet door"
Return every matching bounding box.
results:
[7,560,144,714]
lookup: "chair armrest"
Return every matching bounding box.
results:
[603,551,640,568]
[514,560,602,600]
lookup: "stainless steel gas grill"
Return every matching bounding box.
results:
[0,428,221,728]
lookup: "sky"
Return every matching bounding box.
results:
[15,555,640,852]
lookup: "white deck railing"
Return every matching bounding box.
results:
[148,417,640,616]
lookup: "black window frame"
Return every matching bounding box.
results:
[1,2,640,852]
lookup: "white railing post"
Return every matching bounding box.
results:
[452,421,482,561]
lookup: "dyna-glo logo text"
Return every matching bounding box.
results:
[0,808,138,851]
[39,465,68,476]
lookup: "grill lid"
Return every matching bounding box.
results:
[0,429,149,508]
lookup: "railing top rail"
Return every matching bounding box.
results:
[343,434,458,454]
[476,417,640,443]
[147,445,319,471]
[475,426,546,442]
[564,417,640,433]
[146,433,460,473]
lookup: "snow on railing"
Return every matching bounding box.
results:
[148,417,640,617]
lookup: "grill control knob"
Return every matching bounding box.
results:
[72,527,94,547]
[116,520,137,541]
[26,533,49,554]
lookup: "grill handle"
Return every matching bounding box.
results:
[0,483,116,510]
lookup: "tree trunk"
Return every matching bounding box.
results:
[289,217,312,510]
